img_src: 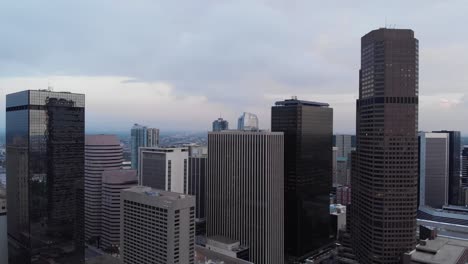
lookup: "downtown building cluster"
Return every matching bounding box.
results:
[3,27,468,264]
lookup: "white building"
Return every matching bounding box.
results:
[139,147,189,193]
[120,186,195,264]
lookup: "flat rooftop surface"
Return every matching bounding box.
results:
[86,255,122,264]
[208,235,238,245]
[125,186,192,201]
[196,246,253,264]
[411,237,468,264]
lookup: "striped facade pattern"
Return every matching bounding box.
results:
[101,169,137,250]
[188,156,206,220]
[85,135,123,242]
[207,131,284,264]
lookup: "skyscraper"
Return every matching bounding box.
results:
[138,147,189,193]
[212,118,229,132]
[100,169,137,250]
[120,186,195,264]
[188,146,207,234]
[130,124,147,170]
[6,90,85,263]
[1,187,7,264]
[146,128,160,147]
[85,135,123,245]
[352,28,419,264]
[333,147,338,185]
[334,135,353,186]
[335,135,353,159]
[130,124,160,170]
[419,132,450,208]
[461,146,468,205]
[207,131,284,264]
[271,98,334,262]
[432,130,461,205]
[237,112,259,131]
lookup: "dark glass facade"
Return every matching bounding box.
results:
[212,118,229,132]
[6,90,85,264]
[140,151,167,190]
[271,99,334,262]
[462,147,468,204]
[188,156,206,220]
[432,131,461,205]
[352,29,419,264]
[189,155,207,236]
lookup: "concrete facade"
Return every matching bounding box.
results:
[207,131,284,264]
[419,132,450,209]
[100,169,137,250]
[120,186,195,264]
[85,135,123,243]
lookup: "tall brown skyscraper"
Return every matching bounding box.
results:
[351,28,419,264]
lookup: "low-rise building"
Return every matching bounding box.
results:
[403,227,468,264]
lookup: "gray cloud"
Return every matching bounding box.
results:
[0,0,467,133]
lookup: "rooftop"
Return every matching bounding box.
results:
[124,186,192,201]
[406,237,468,264]
[8,89,85,96]
[140,146,189,153]
[86,255,123,264]
[196,246,253,264]
[209,130,283,135]
[131,123,147,129]
[208,236,238,245]
[274,98,329,107]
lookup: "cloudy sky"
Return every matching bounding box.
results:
[0,0,467,133]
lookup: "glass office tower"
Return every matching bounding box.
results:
[130,124,147,170]
[271,98,334,262]
[212,118,229,132]
[6,90,85,264]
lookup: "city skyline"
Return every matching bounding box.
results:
[1,1,468,133]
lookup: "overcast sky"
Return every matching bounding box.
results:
[0,0,467,134]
